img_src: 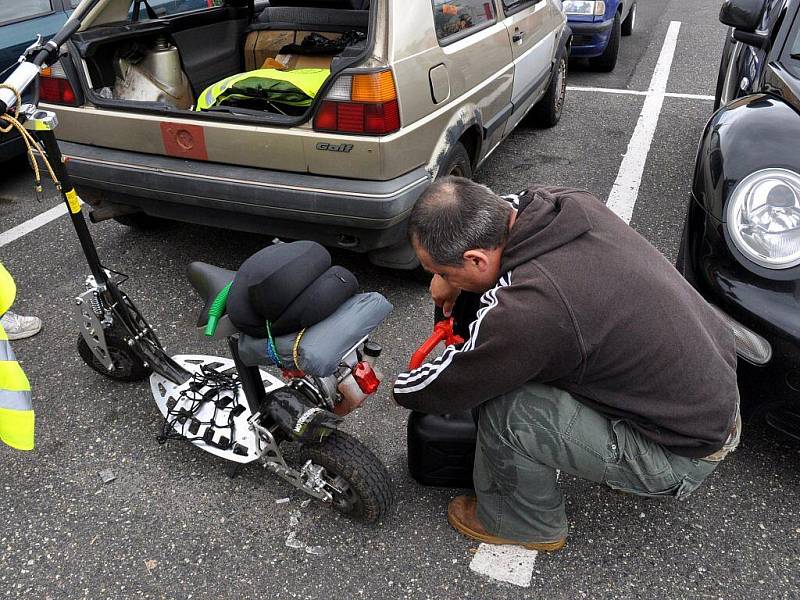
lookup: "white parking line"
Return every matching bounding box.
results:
[568,85,714,102]
[469,543,538,587]
[0,202,69,248]
[604,21,682,224]
[667,92,715,101]
[568,85,648,96]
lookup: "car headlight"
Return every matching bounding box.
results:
[562,1,606,16]
[726,168,800,269]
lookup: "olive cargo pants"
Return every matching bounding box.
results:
[473,382,740,543]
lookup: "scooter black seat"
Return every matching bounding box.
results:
[187,262,236,328]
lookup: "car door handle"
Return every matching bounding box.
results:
[512,31,525,43]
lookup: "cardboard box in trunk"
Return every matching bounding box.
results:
[244,30,295,71]
[270,53,333,70]
[244,30,340,71]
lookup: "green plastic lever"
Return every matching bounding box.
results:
[205,282,232,337]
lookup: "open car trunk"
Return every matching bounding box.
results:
[71,2,373,120]
[55,1,376,173]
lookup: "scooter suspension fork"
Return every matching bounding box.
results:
[32,126,107,286]
[29,119,190,385]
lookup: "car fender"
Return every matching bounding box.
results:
[689,93,800,286]
[425,104,483,180]
[605,0,622,19]
[693,93,800,222]
[556,21,572,58]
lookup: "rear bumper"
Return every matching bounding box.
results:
[701,256,800,394]
[568,17,614,57]
[60,141,430,261]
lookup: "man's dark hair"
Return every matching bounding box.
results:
[408,176,512,267]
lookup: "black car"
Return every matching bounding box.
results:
[678,0,800,439]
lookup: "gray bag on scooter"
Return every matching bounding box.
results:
[238,292,393,376]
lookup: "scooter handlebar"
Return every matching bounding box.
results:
[0,3,90,114]
[408,318,465,370]
[0,62,40,115]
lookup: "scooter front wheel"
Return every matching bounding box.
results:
[77,333,151,382]
[297,430,393,523]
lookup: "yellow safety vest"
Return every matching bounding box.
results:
[195,68,330,111]
[0,263,34,451]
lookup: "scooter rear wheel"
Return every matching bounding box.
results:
[298,430,393,523]
[77,333,151,382]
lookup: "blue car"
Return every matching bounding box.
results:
[563,0,636,71]
[0,0,210,161]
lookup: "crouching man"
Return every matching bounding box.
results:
[393,177,740,552]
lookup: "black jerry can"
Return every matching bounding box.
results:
[407,411,477,488]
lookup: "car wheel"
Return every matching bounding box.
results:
[589,12,621,72]
[527,53,568,128]
[113,212,164,229]
[621,2,636,36]
[751,400,800,444]
[438,141,472,179]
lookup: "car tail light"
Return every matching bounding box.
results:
[39,62,78,106]
[353,361,380,394]
[314,70,400,135]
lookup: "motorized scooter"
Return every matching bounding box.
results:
[0,0,393,522]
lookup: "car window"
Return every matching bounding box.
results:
[501,0,536,15]
[431,0,496,42]
[68,0,223,14]
[0,0,52,25]
[69,0,216,18]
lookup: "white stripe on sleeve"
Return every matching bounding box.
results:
[394,272,512,395]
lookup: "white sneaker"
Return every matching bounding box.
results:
[1,311,42,340]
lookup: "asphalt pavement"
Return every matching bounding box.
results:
[2,0,800,597]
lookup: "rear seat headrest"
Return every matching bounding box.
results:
[256,4,370,28]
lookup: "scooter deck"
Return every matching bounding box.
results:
[150,354,285,464]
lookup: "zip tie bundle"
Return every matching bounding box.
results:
[0,83,60,194]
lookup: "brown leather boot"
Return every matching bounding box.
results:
[447,495,566,552]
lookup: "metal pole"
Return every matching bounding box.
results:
[35,129,108,285]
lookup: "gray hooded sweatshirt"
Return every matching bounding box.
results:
[393,185,738,458]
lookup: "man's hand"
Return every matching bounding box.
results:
[430,274,460,317]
